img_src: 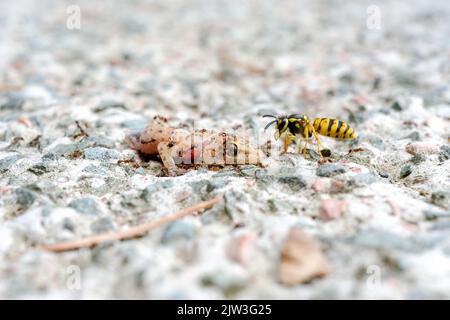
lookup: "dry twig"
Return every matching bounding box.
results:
[41,195,222,253]
[73,120,89,139]
[0,84,22,92]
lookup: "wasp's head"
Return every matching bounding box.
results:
[263,115,289,140]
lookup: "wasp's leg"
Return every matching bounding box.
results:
[283,133,288,153]
[157,142,179,176]
[309,124,324,158]
[297,134,303,154]
[282,132,296,154]
[302,127,309,158]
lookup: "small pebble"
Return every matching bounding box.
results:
[439,145,450,161]
[189,180,208,194]
[84,147,120,160]
[399,165,413,179]
[227,232,256,265]
[238,165,259,177]
[305,148,331,159]
[28,163,51,176]
[46,144,78,158]
[312,179,326,192]
[206,179,226,193]
[410,154,425,164]
[18,116,32,127]
[82,165,108,175]
[15,188,36,210]
[406,142,440,156]
[223,190,244,220]
[316,163,348,177]
[161,221,194,244]
[0,154,21,173]
[320,199,347,220]
[351,173,378,186]
[278,228,329,285]
[320,149,332,157]
[379,171,389,178]
[77,135,116,150]
[312,179,344,193]
[255,171,275,187]
[402,131,421,141]
[0,95,25,111]
[330,180,345,193]
[69,197,99,215]
[391,101,403,111]
[430,191,449,210]
[278,175,307,192]
[91,217,115,233]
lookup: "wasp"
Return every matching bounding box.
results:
[263,114,358,158]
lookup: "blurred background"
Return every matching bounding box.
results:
[2,0,449,120]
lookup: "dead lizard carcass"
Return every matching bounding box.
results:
[127,116,266,176]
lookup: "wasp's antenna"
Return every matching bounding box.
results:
[262,114,277,118]
[264,120,277,131]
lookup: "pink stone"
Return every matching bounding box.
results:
[228,233,256,265]
[19,116,32,127]
[320,199,347,220]
[350,167,362,173]
[330,180,344,193]
[278,228,329,285]
[312,179,327,192]
[405,142,440,156]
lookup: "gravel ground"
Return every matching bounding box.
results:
[1,0,449,299]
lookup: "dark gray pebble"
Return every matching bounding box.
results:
[69,197,99,215]
[0,154,21,173]
[91,217,115,233]
[15,188,36,210]
[399,165,413,179]
[316,163,348,177]
[161,221,194,244]
[84,147,120,160]
[278,175,307,192]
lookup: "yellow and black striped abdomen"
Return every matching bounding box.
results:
[313,118,357,139]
